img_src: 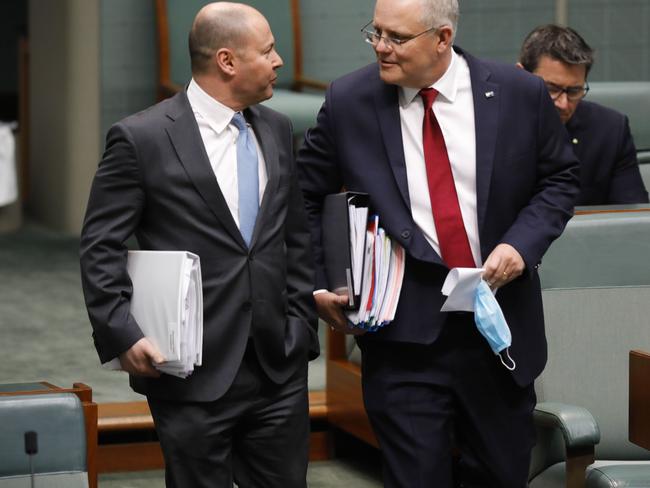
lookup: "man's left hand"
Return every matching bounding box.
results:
[482,243,525,289]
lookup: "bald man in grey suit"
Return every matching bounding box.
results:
[80,4,317,487]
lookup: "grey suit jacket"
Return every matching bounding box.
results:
[80,90,318,402]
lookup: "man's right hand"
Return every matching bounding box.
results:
[118,337,165,377]
[315,291,365,336]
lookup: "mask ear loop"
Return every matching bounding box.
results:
[499,349,516,371]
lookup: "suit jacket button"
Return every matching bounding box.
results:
[401,230,411,239]
[242,301,252,312]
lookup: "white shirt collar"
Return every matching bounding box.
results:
[400,49,461,107]
[186,78,237,134]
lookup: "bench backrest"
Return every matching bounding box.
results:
[0,393,88,487]
[538,207,650,460]
[587,82,650,152]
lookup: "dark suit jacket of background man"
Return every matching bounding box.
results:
[80,90,318,402]
[567,100,649,205]
[297,47,579,388]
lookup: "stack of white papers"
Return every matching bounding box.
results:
[104,250,203,378]
[346,216,406,331]
[348,202,369,296]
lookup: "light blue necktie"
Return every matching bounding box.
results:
[231,112,259,247]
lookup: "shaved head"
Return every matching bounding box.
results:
[189,2,262,74]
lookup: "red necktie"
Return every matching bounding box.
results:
[420,88,475,268]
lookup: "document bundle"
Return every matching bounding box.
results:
[322,192,405,331]
[104,250,203,378]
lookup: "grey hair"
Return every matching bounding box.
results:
[420,0,459,39]
[188,3,252,74]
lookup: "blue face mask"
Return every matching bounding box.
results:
[473,280,516,370]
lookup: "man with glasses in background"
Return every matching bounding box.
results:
[519,24,648,205]
[297,0,579,486]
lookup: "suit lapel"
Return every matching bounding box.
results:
[374,83,412,209]
[373,76,445,265]
[165,91,247,248]
[246,105,280,248]
[461,48,500,244]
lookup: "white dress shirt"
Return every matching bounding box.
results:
[186,79,268,230]
[399,50,481,266]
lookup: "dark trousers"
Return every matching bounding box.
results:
[360,313,536,488]
[148,343,310,488]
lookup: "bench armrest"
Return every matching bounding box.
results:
[535,402,600,449]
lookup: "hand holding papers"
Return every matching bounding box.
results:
[321,192,405,332]
[104,251,203,378]
[345,216,406,331]
[321,192,369,308]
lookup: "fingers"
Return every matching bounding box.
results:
[119,338,164,377]
[315,292,366,336]
[144,340,166,366]
[482,243,525,289]
[315,292,349,327]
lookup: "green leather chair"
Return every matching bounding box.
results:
[155,0,326,138]
[0,393,89,488]
[529,206,650,488]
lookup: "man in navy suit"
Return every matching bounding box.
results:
[519,24,648,205]
[80,3,317,487]
[297,0,579,486]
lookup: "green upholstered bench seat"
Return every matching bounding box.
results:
[0,382,52,393]
[588,82,650,151]
[540,207,650,289]
[531,207,650,486]
[532,461,650,488]
[261,90,324,136]
[640,160,650,191]
[588,462,650,488]
[0,393,88,488]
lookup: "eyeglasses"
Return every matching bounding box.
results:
[544,81,590,101]
[361,20,441,49]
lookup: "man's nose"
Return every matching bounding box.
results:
[272,50,283,69]
[554,92,570,111]
[374,38,392,55]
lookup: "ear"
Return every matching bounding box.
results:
[515,62,524,70]
[436,26,454,53]
[215,48,236,76]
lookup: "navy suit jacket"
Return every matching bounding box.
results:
[567,100,649,205]
[297,48,579,386]
[81,91,318,402]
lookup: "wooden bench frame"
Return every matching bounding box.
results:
[326,328,377,447]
